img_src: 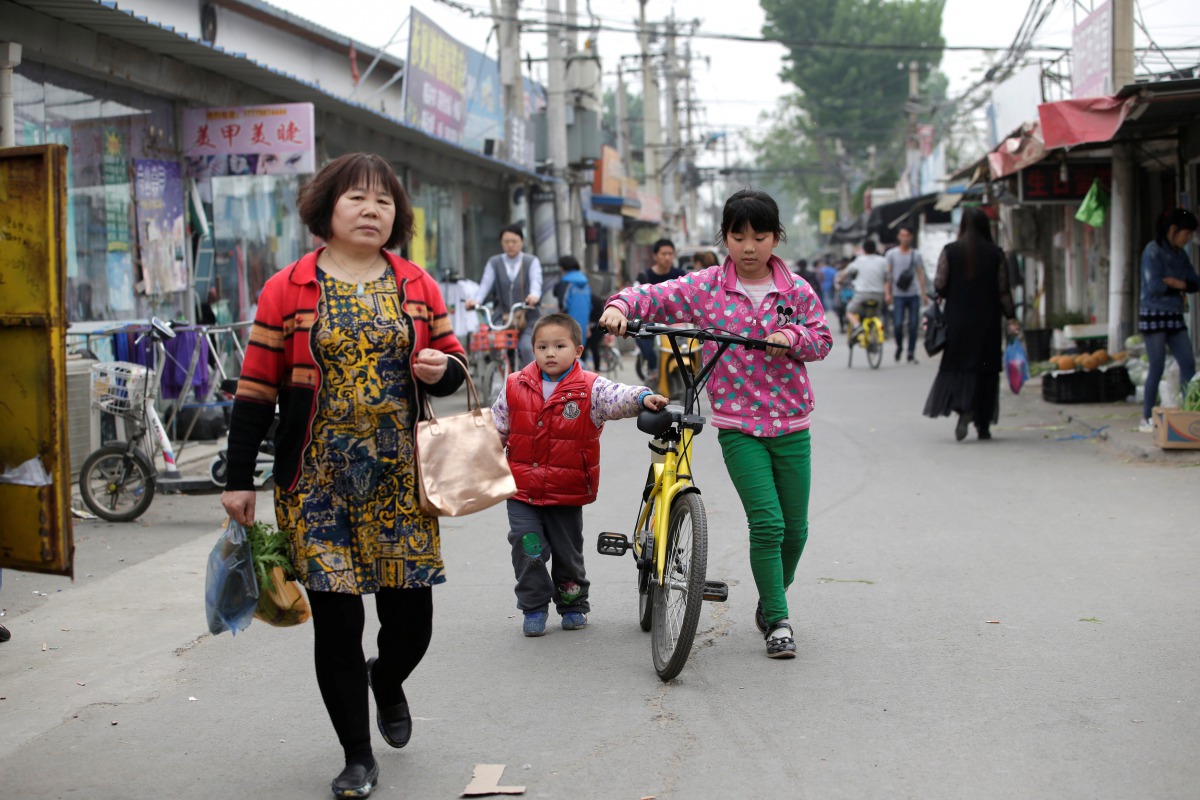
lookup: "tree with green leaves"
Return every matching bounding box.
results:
[755,0,946,221]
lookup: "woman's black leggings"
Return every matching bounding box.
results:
[307,586,433,764]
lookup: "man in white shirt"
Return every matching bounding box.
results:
[466,224,543,367]
[840,239,891,333]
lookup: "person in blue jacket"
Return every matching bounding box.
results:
[553,255,593,346]
[1138,207,1199,432]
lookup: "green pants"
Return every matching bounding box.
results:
[717,428,811,628]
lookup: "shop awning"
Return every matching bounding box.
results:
[1037,96,1136,151]
[828,213,867,244]
[866,193,939,238]
[986,122,1046,179]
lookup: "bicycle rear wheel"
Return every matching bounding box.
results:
[866,322,884,369]
[482,356,510,405]
[651,492,707,681]
[79,444,156,522]
[600,345,621,378]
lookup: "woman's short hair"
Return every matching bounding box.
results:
[717,189,787,246]
[298,153,414,249]
[500,223,525,241]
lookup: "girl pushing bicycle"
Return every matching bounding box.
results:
[600,189,833,659]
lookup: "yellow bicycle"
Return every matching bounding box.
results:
[597,321,773,681]
[847,298,885,369]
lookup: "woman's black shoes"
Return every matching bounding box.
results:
[331,760,379,799]
[955,413,971,441]
[366,656,412,749]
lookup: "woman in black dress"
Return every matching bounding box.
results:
[923,207,1020,440]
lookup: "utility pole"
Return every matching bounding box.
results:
[663,14,682,235]
[906,59,920,196]
[683,39,699,239]
[1108,0,1136,351]
[0,42,21,148]
[492,0,525,164]
[545,0,573,264]
[835,138,851,221]
[616,63,631,168]
[638,0,663,209]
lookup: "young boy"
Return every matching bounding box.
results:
[491,312,668,636]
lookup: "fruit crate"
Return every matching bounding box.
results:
[1042,369,1102,404]
[1099,365,1134,402]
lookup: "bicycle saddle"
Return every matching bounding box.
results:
[637,408,674,437]
[150,316,177,339]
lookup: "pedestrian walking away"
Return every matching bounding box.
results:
[601,188,833,659]
[465,224,543,369]
[552,254,592,346]
[633,238,686,382]
[1136,208,1198,432]
[886,225,928,363]
[490,313,668,637]
[221,152,468,800]
[922,206,1020,441]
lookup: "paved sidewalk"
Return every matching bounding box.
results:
[1005,376,1200,465]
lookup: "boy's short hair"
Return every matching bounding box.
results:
[532,312,582,346]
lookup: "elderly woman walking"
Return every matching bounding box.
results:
[221,152,466,799]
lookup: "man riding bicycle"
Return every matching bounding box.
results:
[839,239,892,337]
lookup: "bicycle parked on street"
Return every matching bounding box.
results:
[469,301,531,404]
[596,320,773,681]
[847,298,886,369]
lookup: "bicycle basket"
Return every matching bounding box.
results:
[90,362,155,416]
[469,328,518,352]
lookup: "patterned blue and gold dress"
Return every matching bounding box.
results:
[276,266,445,594]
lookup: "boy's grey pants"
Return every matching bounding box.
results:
[507,498,590,615]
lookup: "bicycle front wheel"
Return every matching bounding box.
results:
[600,345,621,378]
[79,444,156,522]
[866,322,884,369]
[651,492,708,681]
[482,356,510,405]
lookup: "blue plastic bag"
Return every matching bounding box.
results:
[1006,337,1031,395]
[205,519,259,636]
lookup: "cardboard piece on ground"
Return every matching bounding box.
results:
[1152,406,1200,450]
[462,764,526,797]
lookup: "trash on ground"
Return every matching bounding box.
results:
[462,764,526,796]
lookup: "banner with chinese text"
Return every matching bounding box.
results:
[182,103,315,176]
[402,9,468,144]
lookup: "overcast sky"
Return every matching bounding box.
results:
[271,0,1198,166]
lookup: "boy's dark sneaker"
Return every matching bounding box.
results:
[523,611,548,637]
[561,611,588,630]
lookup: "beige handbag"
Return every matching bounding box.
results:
[416,368,517,517]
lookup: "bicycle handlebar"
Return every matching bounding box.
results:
[624,319,770,352]
[475,302,534,331]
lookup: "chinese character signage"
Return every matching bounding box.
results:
[182,103,315,176]
[1019,162,1112,204]
[1072,1,1112,99]
[403,9,468,144]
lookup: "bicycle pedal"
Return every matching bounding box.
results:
[702,580,729,602]
[596,532,630,556]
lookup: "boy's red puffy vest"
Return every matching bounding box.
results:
[506,362,601,506]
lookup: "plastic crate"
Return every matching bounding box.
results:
[1042,370,1102,403]
[468,328,517,352]
[1099,365,1134,402]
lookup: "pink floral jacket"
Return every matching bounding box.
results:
[606,255,832,437]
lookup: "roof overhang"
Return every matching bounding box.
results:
[10,0,551,183]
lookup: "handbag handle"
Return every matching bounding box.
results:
[420,356,487,434]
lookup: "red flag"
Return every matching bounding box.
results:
[349,43,360,85]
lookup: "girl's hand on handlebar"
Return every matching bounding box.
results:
[221,490,256,527]
[642,393,670,411]
[599,307,629,336]
[766,331,791,357]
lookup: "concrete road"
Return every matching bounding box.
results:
[1,350,1196,799]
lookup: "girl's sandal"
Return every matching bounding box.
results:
[765,622,796,659]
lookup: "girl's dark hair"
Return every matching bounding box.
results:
[559,255,581,271]
[297,153,414,249]
[1156,208,1198,245]
[500,223,525,241]
[717,189,787,246]
[532,312,582,346]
